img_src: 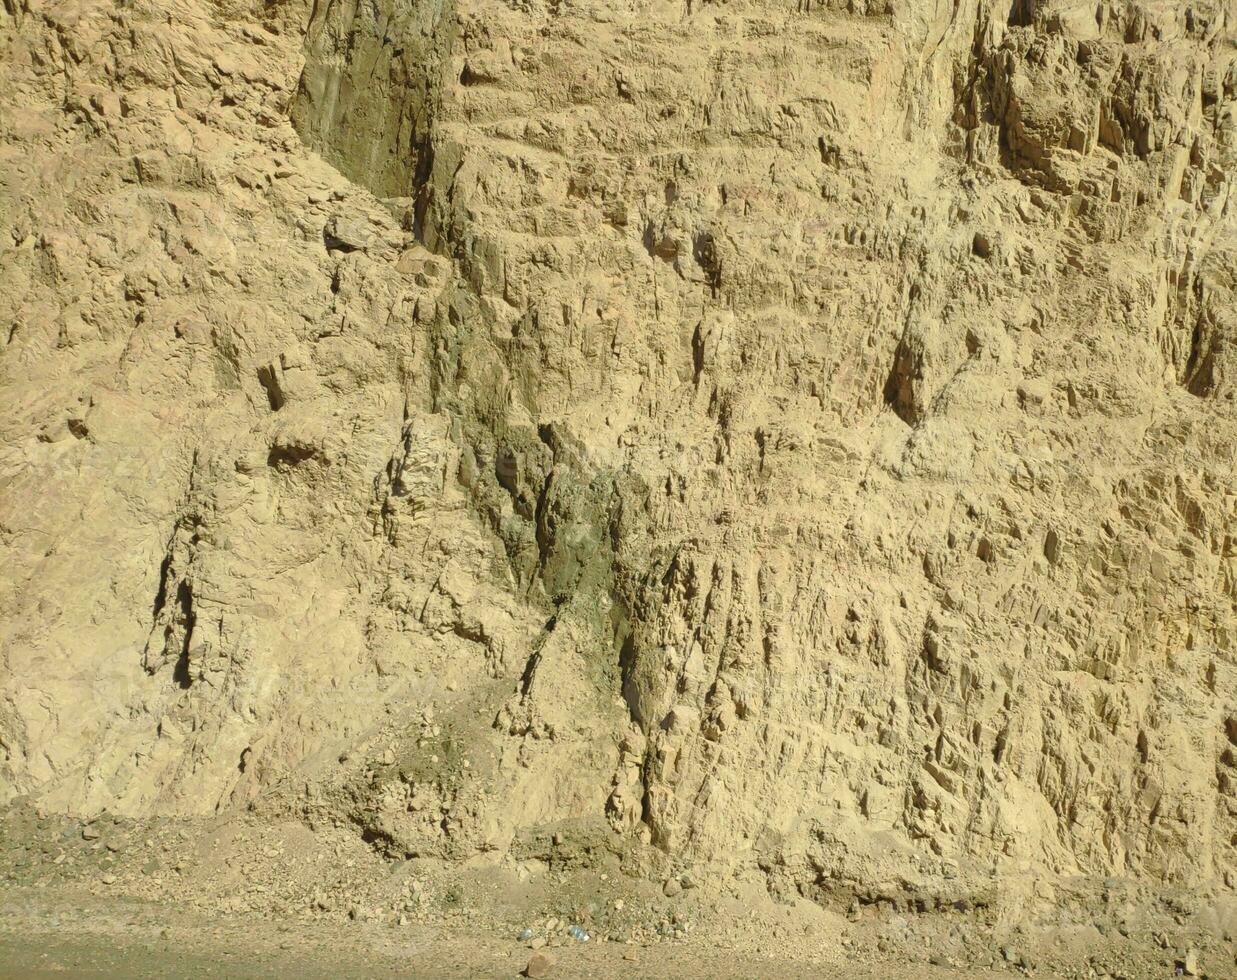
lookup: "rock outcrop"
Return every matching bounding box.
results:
[1,0,1234,922]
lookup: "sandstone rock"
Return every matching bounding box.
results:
[323,214,371,252]
[524,950,555,978]
[0,0,1234,955]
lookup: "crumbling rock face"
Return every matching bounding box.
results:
[961,1,1237,399]
[292,0,454,200]
[1,0,1234,919]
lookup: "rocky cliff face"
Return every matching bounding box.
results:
[1,0,1235,922]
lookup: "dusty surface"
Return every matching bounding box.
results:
[1,0,1237,975]
[0,862,1231,980]
[0,889,1017,980]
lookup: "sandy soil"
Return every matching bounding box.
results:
[0,887,1019,980]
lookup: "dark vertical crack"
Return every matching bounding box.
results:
[170,580,195,689]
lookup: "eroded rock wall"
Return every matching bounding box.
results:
[1,0,1234,914]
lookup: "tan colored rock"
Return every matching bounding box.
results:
[524,950,555,978]
[0,0,1234,936]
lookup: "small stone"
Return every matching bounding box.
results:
[234,168,263,190]
[1182,948,1200,976]
[529,937,546,950]
[90,92,122,118]
[81,826,100,841]
[100,873,117,885]
[524,950,555,978]
[323,215,371,253]
[663,878,682,898]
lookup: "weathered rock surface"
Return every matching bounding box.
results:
[1,0,1235,926]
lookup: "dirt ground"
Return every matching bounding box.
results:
[3,805,1237,979]
[0,886,1021,980]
